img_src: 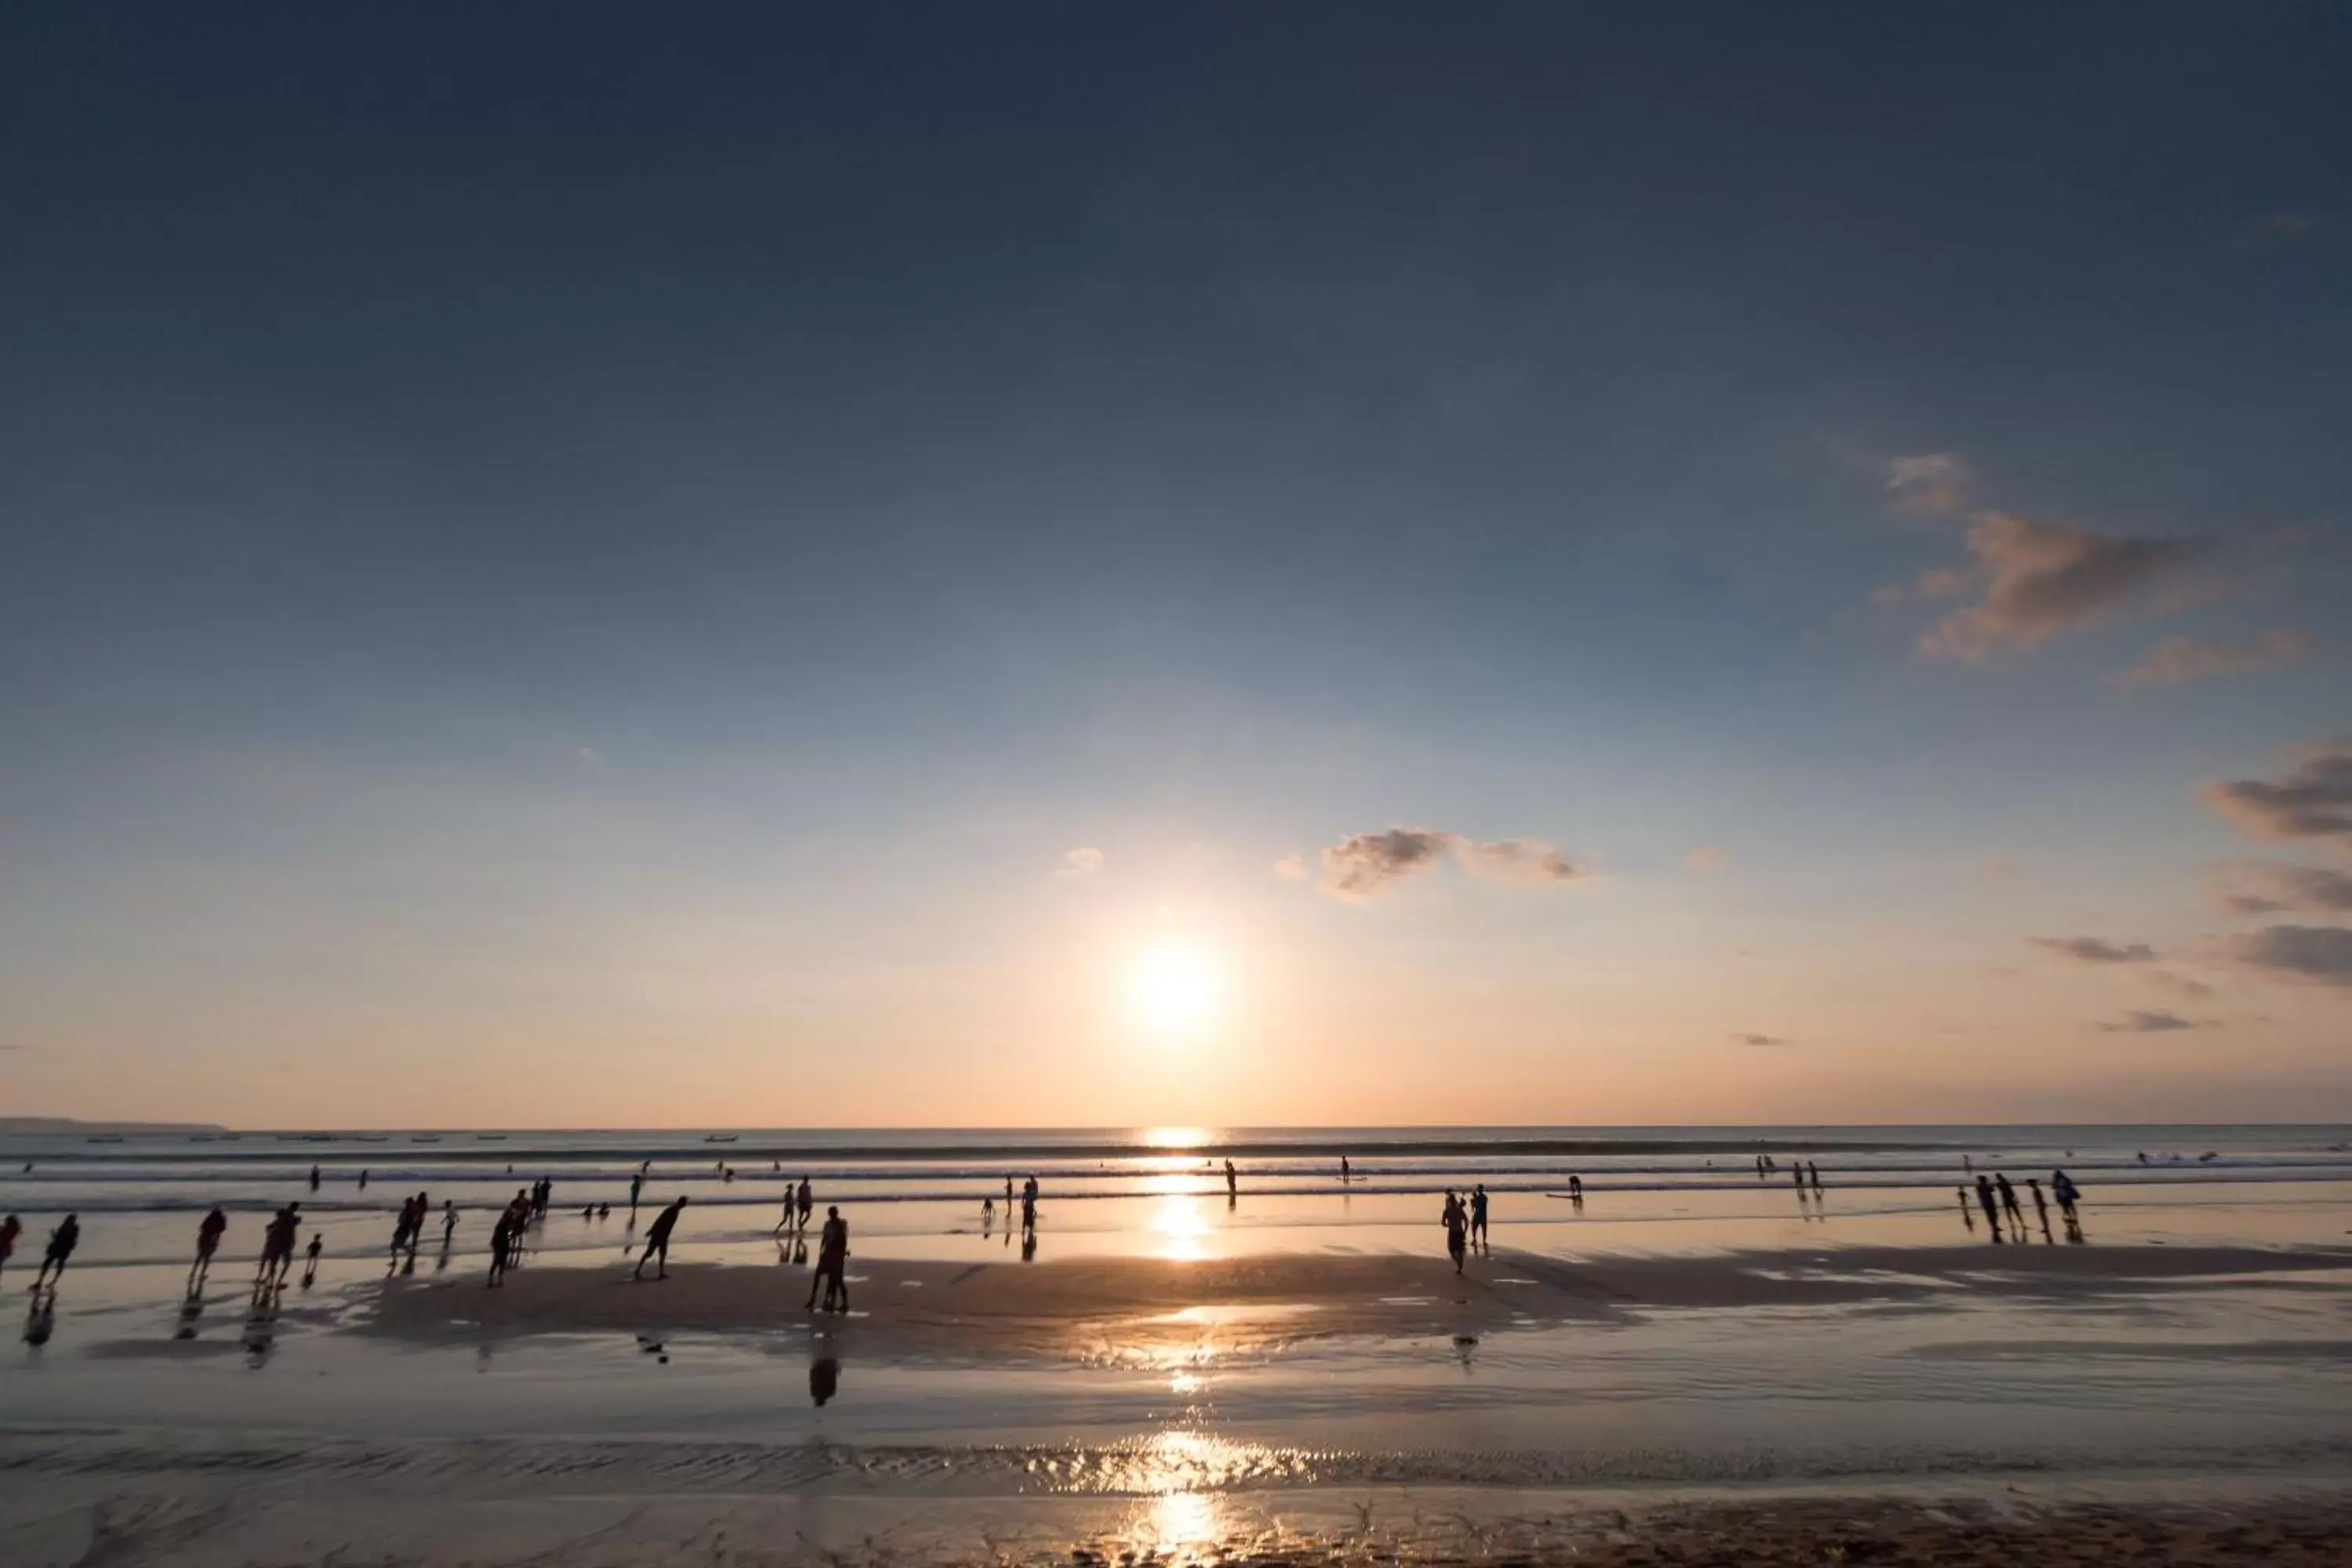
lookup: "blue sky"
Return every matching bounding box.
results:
[4,5,2349,1126]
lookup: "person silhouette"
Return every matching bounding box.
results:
[0,1214,20,1283]
[2027,1178,2052,1237]
[302,1233,323,1288]
[33,1214,81,1288]
[189,1207,228,1296]
[1443,1194,1468,1274]
[1974,1175,2003,1240]
[1995,1173,2025,1229]
[1957,1185,1976,1232]
[1470,1185,1490,1249]
[797,1178,814,1230]
[1224,1160,1237,1202]
[633,1197,689,1281]
[807,1207,849,1312]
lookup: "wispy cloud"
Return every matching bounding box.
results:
[2202,741,2352,856]
[1271,854,1308,882]
[2215,862,2352,916]
[2028,935,2158,964]
[2148,971,2218,1000]
[1686,846,1732,871]
[1457,837,1582,886]
[2241,211,2318,249]
[2096,1010,2211,1033]
[2109,630,2307,689]
[1316,826,1585,899]
[1886,453,1970,515]
[1055,846,1105,878]
[1915,512,2199,663]
[1730,1032,1791,1047]
[2221,924,2352,989]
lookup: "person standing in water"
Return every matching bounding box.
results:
[1224,1159,1238,1202]
[190,1207,228,1295]
[1470,1184,1490,1249]
[633,1196,688,1281]
[1340,1155,1350,1183]
[488,1207,515,1287]
[629,1171,644,1217]
[797,1177,815,1230]
[309,1164,321,1192]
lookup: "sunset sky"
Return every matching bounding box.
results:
[5,5,2349,1128]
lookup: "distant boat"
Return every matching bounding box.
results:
[474,1134,507,1142]
[704,1134,739,1144]
[85,1134,125,1144]
[411,1135,442,1144]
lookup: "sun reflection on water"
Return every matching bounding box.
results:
[1150,1193,1210,1261]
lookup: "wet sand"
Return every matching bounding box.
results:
[5,1471,2348,1566]
[359,1242,2352,1363]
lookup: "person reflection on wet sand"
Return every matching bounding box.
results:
[1957,1185,1976,1233]
[303,1232,323,1289]
[2028,1178,2053,1240]
[1021,1228,1037,1262]
[23,1287,56,1348]
[809,1355,840,1406]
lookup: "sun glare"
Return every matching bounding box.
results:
[1130,945,1222,1036]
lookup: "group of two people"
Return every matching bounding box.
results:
[1440,1184,1490,1272]
[2,1212,74,1289]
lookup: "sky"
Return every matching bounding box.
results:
[4,4,2350,1129]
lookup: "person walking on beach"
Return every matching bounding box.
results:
[797,1178,814,1230]
[1471,1185,1490,1249]
[303,1232,323,1288]
[1807,1161,1823,1195]
[1973,1175,2003,1240]
[807,1205,850,1312]
[0,1214,20,1283]
[488,1207,515,1287]
[390,1196,416,1261]
[1340,1155,1350,1183]
[773,1196,798,1237]
[1994,1173,2024,1229]
[1443,1194,1468,1274]
[633,1196,688,1281]
[359,1169,369,1191]
[189,1207,227,1295]
[33,1214,81,1288]
[629,1171,644,1217]
[441,1200,458,1247]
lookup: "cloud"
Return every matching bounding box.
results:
[1055,847,1104,878]
[2108,630,2307,689]
[1319,827,1458,899]
[2027,935,2158,964]
[1886,453,1970,515]
[2221,924,2352,989]
[1686,846,1732,871]
[1730,1032,1791,1047]
[2148,971,2218,1000]
[1457,837,1584,886]
[2216,862,2352,916]
[1917,512,2199,663]
[2096,1010,2211,1033]
[2201,741,2352,855]
[1271,854,1308,881]
[1316,827,1586,898]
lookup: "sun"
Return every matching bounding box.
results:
[1130,945,1223,1036]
